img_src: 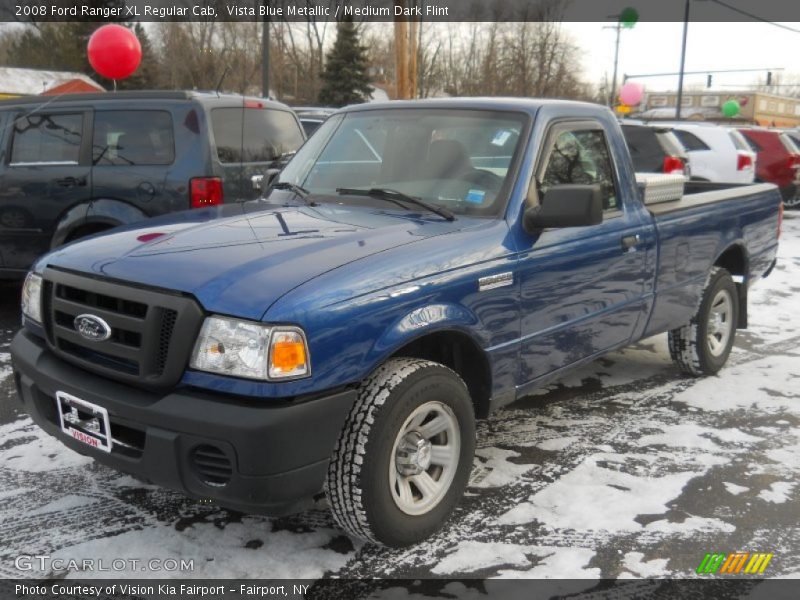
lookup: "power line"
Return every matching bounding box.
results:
[708,0,800,34]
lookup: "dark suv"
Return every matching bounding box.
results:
[0,91,305,278]
[620,122,690,176]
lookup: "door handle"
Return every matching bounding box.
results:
[56,176,87,188]
[621,234,641,250]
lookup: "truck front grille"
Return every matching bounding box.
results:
[42,267,204,389]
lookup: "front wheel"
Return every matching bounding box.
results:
[326,358,476,547]
[668,267,738,376]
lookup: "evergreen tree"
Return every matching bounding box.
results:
[318,19,372,107]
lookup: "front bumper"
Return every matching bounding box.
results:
[11,330,356,516]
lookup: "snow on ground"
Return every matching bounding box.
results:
[0,214,798,583]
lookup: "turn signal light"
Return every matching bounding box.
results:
[269,330,309,379]
[190,177,224,209]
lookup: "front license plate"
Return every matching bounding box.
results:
[55,391,112,453]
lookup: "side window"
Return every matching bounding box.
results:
[10,113,83,165]
[212,108,305,164]
[674,130,710,151]
[93,111,175,166]
[541,128,618,211]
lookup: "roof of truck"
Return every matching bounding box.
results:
[338,97,609,116]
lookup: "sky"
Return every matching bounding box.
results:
[565,21,800,92]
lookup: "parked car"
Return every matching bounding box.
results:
[292,107,336,137]
[658,122,756,184]
[0,91,305,279]
[620,122,690,176]
[738,127,800,208]
[12,98,781,547]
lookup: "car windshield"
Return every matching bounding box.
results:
[275,108,528,217]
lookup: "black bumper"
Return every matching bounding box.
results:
[10,330,356,517]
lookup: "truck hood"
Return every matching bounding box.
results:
[41,201,468,320]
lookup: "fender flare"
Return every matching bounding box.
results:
[366,302,491,371]
[51,199,149,248]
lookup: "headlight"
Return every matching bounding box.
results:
[21,272,43,324]
[189,316,310,381]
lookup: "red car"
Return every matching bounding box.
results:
[738,128,800,208]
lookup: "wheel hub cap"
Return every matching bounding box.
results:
[388,401,461,516]
[395,432,432,475]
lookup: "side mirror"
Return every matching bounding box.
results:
[253,169,281,192]
[523,184,603,233]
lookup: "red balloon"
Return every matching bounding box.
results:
[87,24,142,81]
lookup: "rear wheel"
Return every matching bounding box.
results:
[668,267,738,376]
[326,358,475,547]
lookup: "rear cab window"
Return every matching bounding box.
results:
[211,107,304,163]
[92,111,175,165]
[10,113,84,165]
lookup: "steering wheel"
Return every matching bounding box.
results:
[458,168,503,189]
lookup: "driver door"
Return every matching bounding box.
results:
[517,120,649,385]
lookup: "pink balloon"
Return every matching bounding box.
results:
[619,82,644,106]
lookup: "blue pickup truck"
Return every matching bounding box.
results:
[11,99,781,547]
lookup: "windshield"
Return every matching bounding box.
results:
[275,108,529,217]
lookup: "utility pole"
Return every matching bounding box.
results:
[675,0,691,119]
[394,2,409,99]
[261,1,270,98]
[609,21,621,107]
[409,17,418,99]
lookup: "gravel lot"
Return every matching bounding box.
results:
[1,214,798,582]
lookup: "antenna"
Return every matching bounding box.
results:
[214,66,229,97]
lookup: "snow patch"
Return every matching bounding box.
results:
[758,482,795,504]
[643,516,735,535]
[620,551,670,577]
[497,453,699,532]
[470,448,535,489]
[533,437,579,451]
[723,482,749,496]
[29,494,100,516]
[431,541,532,575]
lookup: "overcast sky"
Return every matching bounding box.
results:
[566,21,800,92]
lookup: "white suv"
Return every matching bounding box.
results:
[661,122,756,184]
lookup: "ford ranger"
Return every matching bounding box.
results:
[11,99,782,547]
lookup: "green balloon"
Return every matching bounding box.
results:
[620,7,639,28]
[722,99,740,118]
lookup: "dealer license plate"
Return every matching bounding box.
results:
[55,391,112,453]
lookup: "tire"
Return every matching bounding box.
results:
[325,357,476,547]
[783,194,800,210]
[668,267,739,376]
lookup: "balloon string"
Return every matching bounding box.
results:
[113,80,117,92]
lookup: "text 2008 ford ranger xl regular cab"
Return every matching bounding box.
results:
[11,99,782,546]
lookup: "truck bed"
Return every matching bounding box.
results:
[647,182,777,216]
[642,181,781,337]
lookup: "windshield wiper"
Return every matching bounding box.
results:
[336,187,455,221]
[270,181,318,206]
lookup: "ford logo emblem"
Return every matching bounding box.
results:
[74,314,112,342]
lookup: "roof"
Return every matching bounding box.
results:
[339,97,605,116]
[0,89,292,111]
[41,79,104,96]
[0,67,103,96]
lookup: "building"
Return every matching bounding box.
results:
[638,90,800,127]
[0,67,104,98]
